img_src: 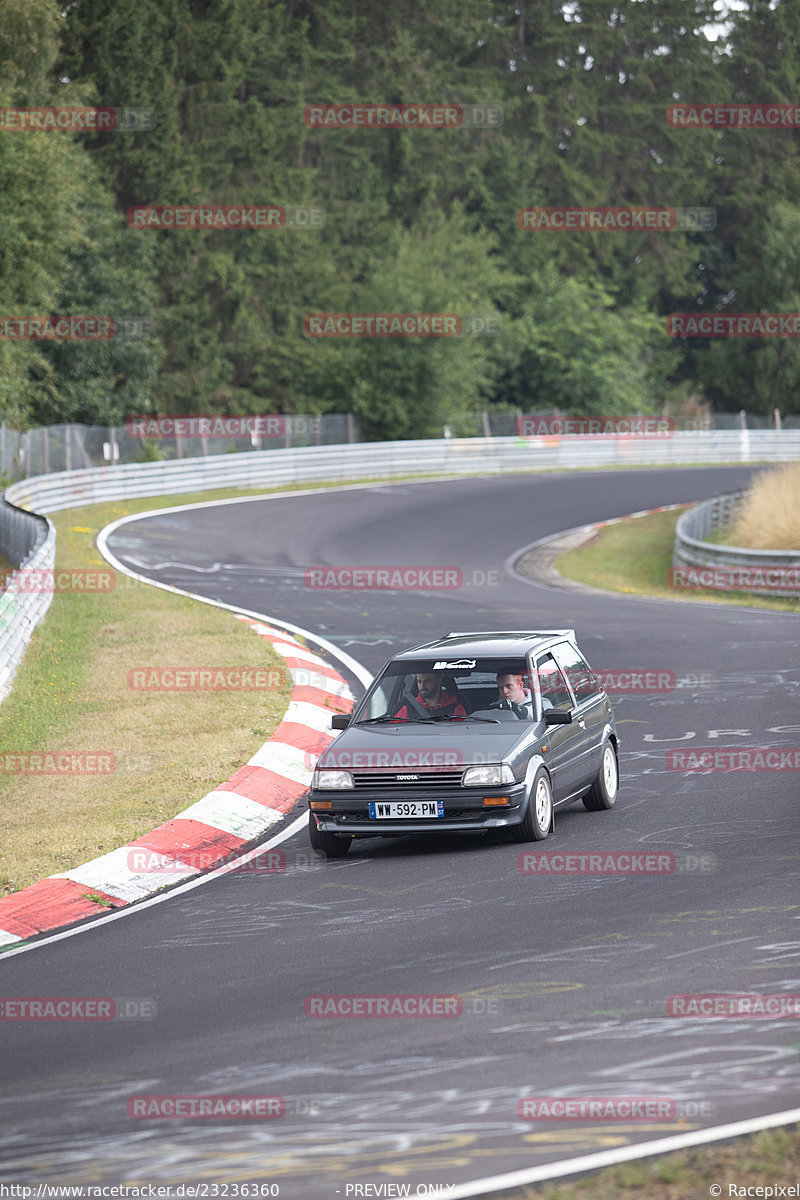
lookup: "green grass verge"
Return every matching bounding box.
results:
[0,473,434,895]
[555,509,800,612]
[1,486,309,894]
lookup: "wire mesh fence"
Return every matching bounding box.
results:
[0,414,360,483]
[1,409,796,486]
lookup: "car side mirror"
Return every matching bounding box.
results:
[331,714,350,730]
[544,709,573,725]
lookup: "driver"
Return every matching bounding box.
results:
[394,672,466,719]
[491,671,534,719]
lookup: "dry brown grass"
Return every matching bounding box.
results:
[727,461,800,550]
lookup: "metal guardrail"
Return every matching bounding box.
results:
[0,494,49,567]
[673,490,800,597]
[0,496,55,701]
[6,429,800,515]
[2,428,799,702]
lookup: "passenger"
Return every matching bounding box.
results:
[394,673,466,719]
[492,672,535,719]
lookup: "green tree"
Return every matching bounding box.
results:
[493,262,669,415]
[696,202,800,415]
[310,208,510,439]
[0,0,161,428]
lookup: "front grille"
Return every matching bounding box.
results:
[351,770,464,789]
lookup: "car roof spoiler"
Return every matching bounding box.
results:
[440,629,576,641]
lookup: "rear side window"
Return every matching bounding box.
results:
[536,654,573,709]
[555,642,602,702]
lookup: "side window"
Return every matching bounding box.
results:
[536,654,573,709]
[361,676,403,720]
[555,642,601,703]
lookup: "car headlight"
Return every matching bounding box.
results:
[462,763,515,787]
[313,769,354,790]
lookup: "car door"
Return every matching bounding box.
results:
[532,651,589,801]
[553,640,607,789]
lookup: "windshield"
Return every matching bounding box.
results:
[353,657,536,722]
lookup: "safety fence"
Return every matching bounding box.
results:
[673,490,800,598]
[2,410,796,483]
[0,414,360,482]
[0,497,55,701]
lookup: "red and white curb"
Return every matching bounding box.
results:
[0,618,352,946]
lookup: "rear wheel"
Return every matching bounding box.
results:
[512,767,552,842]
[308,811,352,857]
[583,741,618,811]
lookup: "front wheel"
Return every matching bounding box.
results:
[512,767,553,842]
[583,741,618,811]
[308,811,351,858]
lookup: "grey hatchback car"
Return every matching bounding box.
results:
[308,630,619,857]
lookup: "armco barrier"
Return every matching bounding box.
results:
[6,429,800,515]
[2,429,799,701]
[0,496,55,701]
[673,489,800,597]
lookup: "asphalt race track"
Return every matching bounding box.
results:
[2,465,799,1198]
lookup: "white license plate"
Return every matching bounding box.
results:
[368,801,445,820]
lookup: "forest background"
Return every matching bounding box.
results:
[2,0,799,441]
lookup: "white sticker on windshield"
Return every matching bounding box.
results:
[432,659,476,670]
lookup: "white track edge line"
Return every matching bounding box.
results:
[0,496,375,959]
[0,808,318,961]
[3,481,797,1191]
[96,504,372,689]
[446,1106,800,1199]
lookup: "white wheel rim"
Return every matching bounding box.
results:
[603,745,618,798]
[535,777,551,827]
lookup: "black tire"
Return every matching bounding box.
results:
[308,811,351,858]
[583,740,619,811]
[512,767,553,842]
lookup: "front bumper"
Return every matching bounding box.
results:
[309,783,527,836]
